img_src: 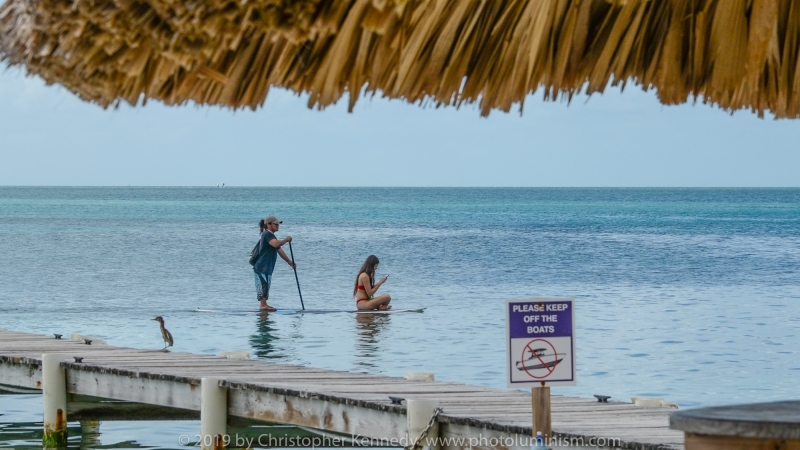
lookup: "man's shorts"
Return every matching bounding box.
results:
[254,272,271,301]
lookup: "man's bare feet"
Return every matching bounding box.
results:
[259,305,277,312]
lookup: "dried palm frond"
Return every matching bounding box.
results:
[1,0,798,118]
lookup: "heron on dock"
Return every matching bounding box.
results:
[152,316,173,351]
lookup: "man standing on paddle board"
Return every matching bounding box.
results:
[253,216,295,311]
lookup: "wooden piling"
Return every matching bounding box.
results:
[200,377,227,450]
[407,399,439,450]
[42,354,68,447]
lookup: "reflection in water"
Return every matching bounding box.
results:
[0,394,333,450]
[354,314,391,370]
[0,422,80,450]
[250,312,282,360]
[78,421,101,450]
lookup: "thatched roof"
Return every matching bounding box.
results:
[1,0,799,117]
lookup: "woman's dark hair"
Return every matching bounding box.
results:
[259,219,266,233]
[354,255,380,296]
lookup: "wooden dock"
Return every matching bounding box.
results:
[0,328,683,449]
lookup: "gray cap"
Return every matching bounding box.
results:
[264,215,282,225]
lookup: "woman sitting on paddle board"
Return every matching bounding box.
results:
[354,255,391,310]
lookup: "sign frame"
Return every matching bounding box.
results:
[506,298,576,387]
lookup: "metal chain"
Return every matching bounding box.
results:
[405,407,443,450]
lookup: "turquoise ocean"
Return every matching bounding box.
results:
[1,187,799,448]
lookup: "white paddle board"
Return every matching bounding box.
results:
[195,307,425,315]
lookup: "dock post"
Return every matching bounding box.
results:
[407,399,440,450]
[200,377,228,450]
[42,354,68,447]
[532,384,552,443]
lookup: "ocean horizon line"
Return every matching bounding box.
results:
[2,185,800,189]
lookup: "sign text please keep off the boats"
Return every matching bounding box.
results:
[506,299,576,387]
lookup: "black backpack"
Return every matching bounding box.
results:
[248,240,261,266]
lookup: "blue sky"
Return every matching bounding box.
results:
[1,65,798,187]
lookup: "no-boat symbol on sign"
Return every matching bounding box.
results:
[506,299,576,387]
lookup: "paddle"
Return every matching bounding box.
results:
[288,241,305,310]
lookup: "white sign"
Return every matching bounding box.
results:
[506,298,576,387]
